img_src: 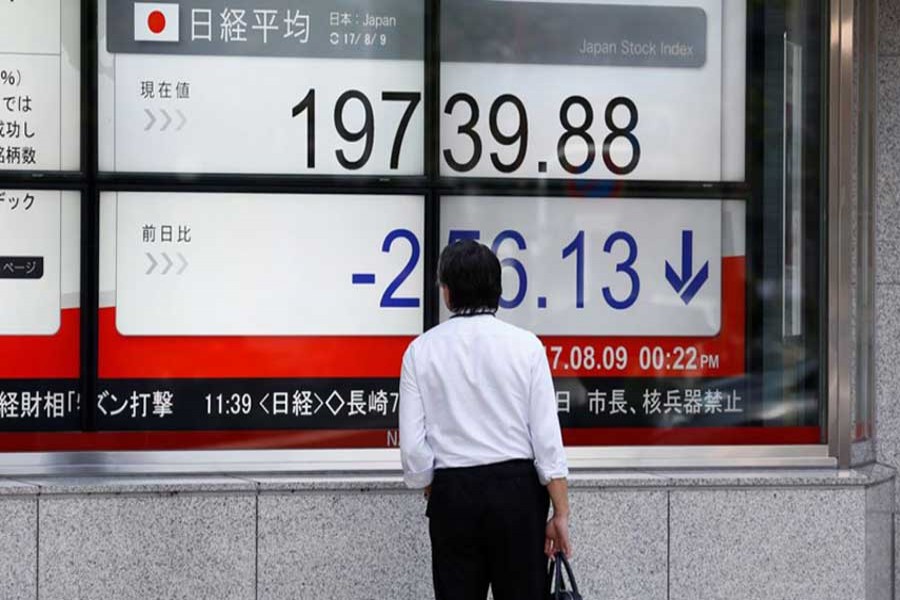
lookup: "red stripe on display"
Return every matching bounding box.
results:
[0,425,820,452]
[0,308,80,379]
[0,429,390,452]
[563,426,821,446]
[99,308,414,378]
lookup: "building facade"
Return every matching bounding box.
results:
[0,0,898,598]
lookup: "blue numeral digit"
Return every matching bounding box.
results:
[380,229,421,308]
[602,231,639,310]
[447,229,481,245]
[491,230,528,309]
[561,230,585,309]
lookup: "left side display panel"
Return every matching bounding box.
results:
[0,190,82,436]
[0,0,81,171]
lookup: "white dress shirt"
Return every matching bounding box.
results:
[399,314,569,489]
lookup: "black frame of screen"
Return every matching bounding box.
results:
[0,0,827,442]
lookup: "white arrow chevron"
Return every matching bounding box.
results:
[160,109,172,131]
[161,252,173,275]
[176,109,187,131]
[144,108,156,131]
[176,252,188,275]
[145,252,158,274]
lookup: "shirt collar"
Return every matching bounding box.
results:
[449,309,497,319]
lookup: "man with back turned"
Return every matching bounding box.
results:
[399,240,572,600]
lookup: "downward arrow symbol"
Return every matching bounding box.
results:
[665,230,709,305]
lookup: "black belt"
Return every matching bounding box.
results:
[433,458,535,481]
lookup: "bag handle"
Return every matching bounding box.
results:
[547,557,556,596]
[547,554,565,599]
[554,551,580,596]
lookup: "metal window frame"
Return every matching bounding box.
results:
[0,0,872,474]
[827,0,867,469]
[852,0,878,454]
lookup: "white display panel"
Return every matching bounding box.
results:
[0,0,81,170]
[441,196,722,336]
[98,0,424,175]
[440,0,746,181]
[107,192,424,336]
[0,190,81,335]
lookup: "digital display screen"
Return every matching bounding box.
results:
[98,0,425,175]
[440,196,765,444]
[97,191,423,439]
[441,196,725,336]
[0,0,81,171]
[440,0,746,181]
[0,0,826,453]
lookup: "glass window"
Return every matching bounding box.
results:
[440,0,746,181]
[0,0,840,461]
[96,191,423,448]
[436,0,826,446]
[97,0,425,175]
[440,196,761,444]
[0,190,82,438]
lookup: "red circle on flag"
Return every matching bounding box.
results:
[147,10,166,34]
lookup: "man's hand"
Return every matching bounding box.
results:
[545,478,572,558]
[544,513,572,559]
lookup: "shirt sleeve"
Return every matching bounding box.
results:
[528,341,569,485]
[399,344,435,489]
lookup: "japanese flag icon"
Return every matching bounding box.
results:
[134,3,180,42]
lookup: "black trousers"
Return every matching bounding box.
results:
[427,459,550,600]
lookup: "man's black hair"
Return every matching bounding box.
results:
[438,240,502,315]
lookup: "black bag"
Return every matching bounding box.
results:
[547,552,583,600]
